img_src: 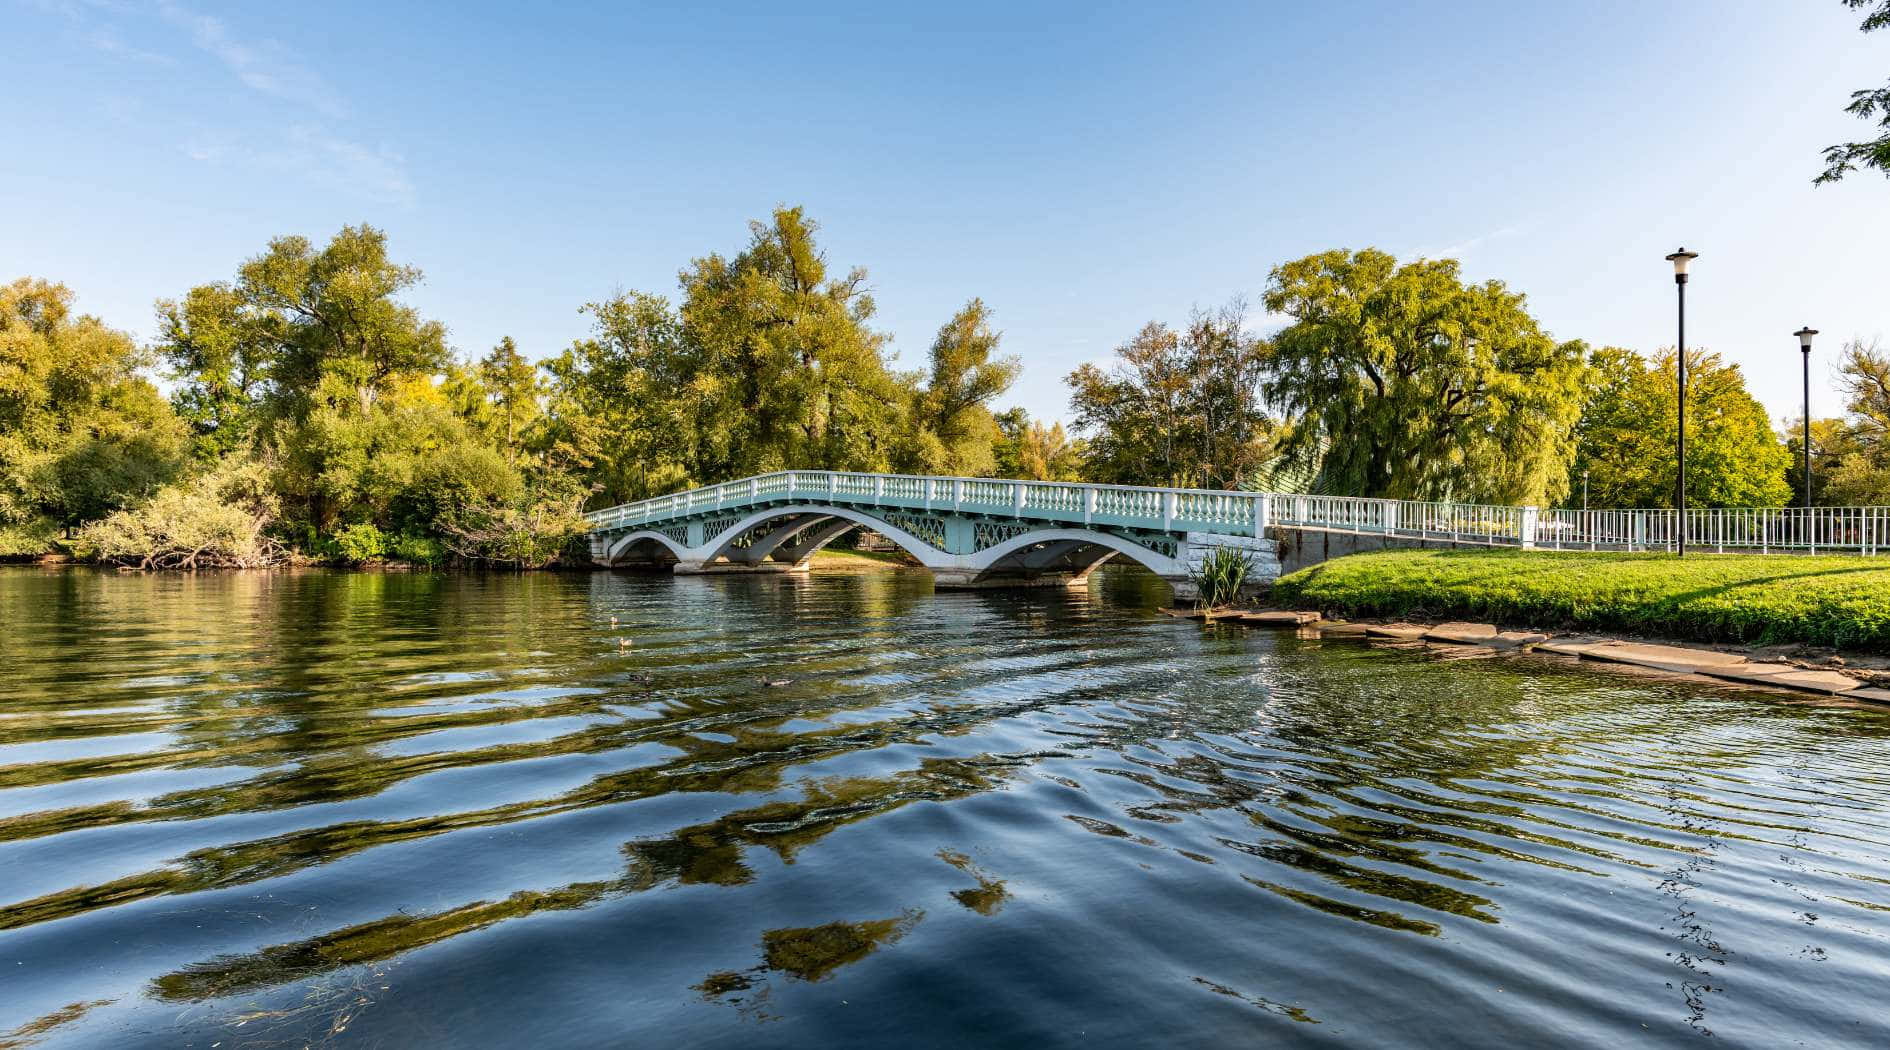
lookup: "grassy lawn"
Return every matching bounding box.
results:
[1270,549,1890,652]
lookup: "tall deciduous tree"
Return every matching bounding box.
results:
[1571,347,1791,508]
[476,337,544,464]
[678,207,909,478]
[1812,338,1890,503]
[908,298,1020,476]
[1817,0,1890,184]
[155,282,266,459]
[1261,249,1587,504]
[540,292,699,505]
[1,278,188,545]
[1066,303,1271,488]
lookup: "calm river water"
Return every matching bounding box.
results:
[2,566,1888,1048]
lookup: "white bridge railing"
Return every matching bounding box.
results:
[582,471,1887,556]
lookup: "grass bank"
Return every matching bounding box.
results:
[1270,549,1890,652]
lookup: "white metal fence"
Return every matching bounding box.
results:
[581,470,1887,556]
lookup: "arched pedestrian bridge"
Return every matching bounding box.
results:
[584,471,1888,596]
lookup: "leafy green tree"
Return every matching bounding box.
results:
[1,278,187,546]
[1806,338,1890,503]
[154,282,267,458]
[228,224,450,426]
[1066,303,1271,488]
[905,299,1019,476]
[993,408,1086,480]
[478,337,544,464]
[677,207,909,477]
[540,291,698,506]
[1261,249,1587,504]
[1817,1,1890,184]
[1571,346,1791,508]
[1785,417,1869,506]
[282,377,522,536]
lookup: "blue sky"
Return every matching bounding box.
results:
[6,1,1888,428]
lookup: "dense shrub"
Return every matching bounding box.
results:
[81,457,284,569]
[332,523,388,563]
[389,532,445,568]
[439,496,586,568]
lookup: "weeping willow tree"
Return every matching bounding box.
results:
[1260,249,1587,505]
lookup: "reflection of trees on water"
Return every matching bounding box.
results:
[143,757,1013,1004]
[695,910,925,1015]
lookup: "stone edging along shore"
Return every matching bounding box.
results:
[1162,608,1890,707]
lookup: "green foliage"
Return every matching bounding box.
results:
[388,532,446,568]
[1808,338,1890,504]
[0,518,58,559]
[995,409,1086,481]
[1273,549,1890,651]
[438,491,587,569]
[1262,250,1587,504]
[2,278,188,545]
[541,210,1019,508]
[154,282,266,458]
[1817,1,1890,183]
[677,207,908,479]
[1066,303,1272,488]
[905,299,1020,476]
[1191,545,1254,609]
[81,456,283,569]
[333,523,388,563]
[1571,347,1791,508]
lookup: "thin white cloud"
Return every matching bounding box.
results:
[1415,221,1534,262]
[156,1,347,118]
[181,126,414,205]
[85,25,174,64]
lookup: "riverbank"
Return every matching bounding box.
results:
[1269,549,1890,653]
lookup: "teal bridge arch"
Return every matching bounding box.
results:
[584,471,1283,596]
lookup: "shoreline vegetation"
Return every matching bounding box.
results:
[12,206,1889,576]
[1267,548,1890,653]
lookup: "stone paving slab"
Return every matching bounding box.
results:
[1580,641,1751,674]
[1365,624,1430,641]
[1240,610,1321,626]
[1424,623,1499,644]
[1704,665,1862,694]
[1535,637,1610,657]
[1848,687,1890,705]
[1491,631,1551,649]
[1312,622,1372,637]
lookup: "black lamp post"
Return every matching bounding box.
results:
[1795,326,1818,509]
[1666,248,1697,556]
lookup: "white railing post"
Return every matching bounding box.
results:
[875,476,884,504]
[952,479,963,510]
[1253,493,1269,537]
[749,478,759,501]
[1013,483,1025,518]
[1382,499,1398,535]
[1085,487,1097,525]
[1520,505,1538,549]
[924,478,934,511]
[1161,491,1175,531]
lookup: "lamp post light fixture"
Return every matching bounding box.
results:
[1665,248,1698,556]
[1796,326,1818,510]
[1582,469,1589,512]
